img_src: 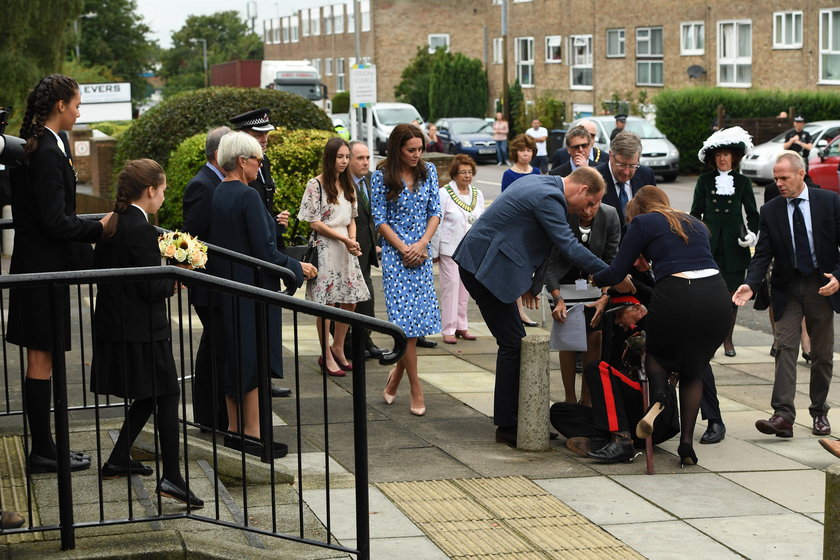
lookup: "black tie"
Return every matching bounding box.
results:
[791,198,813,275]
[618,183,629,216]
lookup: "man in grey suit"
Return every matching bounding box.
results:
[454,167,634,446]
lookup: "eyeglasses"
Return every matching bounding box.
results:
[456,170,474,175]
[244,155,263,166]
[568,143,589,151]
[613,160,641,171]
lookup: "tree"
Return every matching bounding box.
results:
[70,0,158,105]
[508,80,525,136]
[394,46,444,121]
[428,52,487,121]
[159,12,263,97]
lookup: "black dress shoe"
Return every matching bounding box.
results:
[223,434,288,458]
[587,434,636,463]
[699,421,726,444]
[813,414,831,436]
[724,349,736,357]
[416,337,437,349]
[522,320,539,327]
[156,478,204,508]
[71,450,91,461]
[29,452,91,474]
[495,426,517,447]
[270,384,292,398]
[755,414,793,438]
[101,460,154,479]
[365,345,384,359]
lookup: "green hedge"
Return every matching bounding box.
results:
[115,87,333,170]
[158,127,336,243]
[655,88,840,174]
[90,121,132,139]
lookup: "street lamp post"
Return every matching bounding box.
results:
[190,38,209,88]
[74,12,98,62]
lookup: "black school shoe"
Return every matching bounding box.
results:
[223,434,288,459]
[156,478,204,508]
[101,459,154,479]
[28,452,91,474]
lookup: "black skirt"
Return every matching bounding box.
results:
[90,339,180,400]
[646,274,731,383]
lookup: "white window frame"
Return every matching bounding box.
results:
[636,27,663,87]
[336,58,346,92]
[272,19,280,44]
[717,19,752,88]
[773,11,803,49]
[324,5,333,35]
[606,28,625,58]
[290,15,299,42]
[334,4,344,34]
[361,0,371,32]
[301,9,309,37]
[310,8,320,36]
[569,34,593,90]
[428,33,450,53]
[311,58,321,77]
[263,20,272,44]
[515,36,535,87]
[325,57,333,76]
[545,35,562,63]
[636,61,663,87]
[347,2,355,33]
[680,21,704,55]
[282,17,290,43]
[492,37,504,64]
[820,9,840,84]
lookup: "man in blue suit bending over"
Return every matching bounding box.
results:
[454,167,634,446]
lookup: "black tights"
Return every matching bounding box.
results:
[646,354,702,447]
[108,394,184,486]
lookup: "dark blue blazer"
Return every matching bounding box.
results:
[183,163,224,307]
[595,161,657,226]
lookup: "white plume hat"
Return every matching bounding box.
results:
[698,126,754,164]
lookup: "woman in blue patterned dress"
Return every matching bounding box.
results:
[371,124,442,416]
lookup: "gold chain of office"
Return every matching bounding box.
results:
[444,184,478,222]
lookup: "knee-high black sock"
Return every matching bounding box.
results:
[107,398,155,467]
[25,378,56,459]
[156,393,184,487]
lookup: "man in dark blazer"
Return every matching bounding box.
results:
[454,167,634,447]
[595,131,656,230]
[549,126,597,178]
[550,120,608,170]
[734,151,840,438]
[230,108,289,249]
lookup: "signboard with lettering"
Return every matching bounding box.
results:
[350,64,377,108]
[77,82,132,123]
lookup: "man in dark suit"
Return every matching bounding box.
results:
[550,119,608,170]
[734,151,840,438]
[345,140,386,359]
[549,126,596,178]
[595,131,656,230]
[230,108,289,249]
[454,167,634,447]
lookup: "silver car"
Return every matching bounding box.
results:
[740,120,840,184]
[570,116,680,182]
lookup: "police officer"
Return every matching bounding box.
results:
[783,114,814,170]
[610,114,627,142]
[230,108,290,248]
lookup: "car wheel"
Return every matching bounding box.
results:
[661,173,678,183]
[376,141,387,157]
[447,144,458,155]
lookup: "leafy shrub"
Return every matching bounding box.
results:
[114,86,333,170]
[428,52,488,121]
[91,121,132,140]
[332,91,350,114]
[158,133,206,230]
[655,88,840,174]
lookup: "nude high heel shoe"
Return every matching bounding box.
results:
[410,392,426,416]
[383,369,398,405]
[636,402,664,439]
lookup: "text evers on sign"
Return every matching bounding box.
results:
[79,82,132,104]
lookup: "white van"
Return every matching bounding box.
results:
[359,103,424,155]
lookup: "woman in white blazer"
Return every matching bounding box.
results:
[432,154,485,344]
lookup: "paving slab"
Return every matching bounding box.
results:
[687,513,823,560]
[342,536,449,560]
[655,432,809,472]
[721,470,825,514]
[603,520,745,560]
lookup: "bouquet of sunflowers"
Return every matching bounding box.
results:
[158,231,208,269]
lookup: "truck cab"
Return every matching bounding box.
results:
[262,60,330,113]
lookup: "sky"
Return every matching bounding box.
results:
[135,0,328,48]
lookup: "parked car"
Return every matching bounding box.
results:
[740,120,840,184]
[570,116,680,182]
[434,118,497,162]
[808,135,840,193]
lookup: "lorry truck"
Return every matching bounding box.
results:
[210,59,329,113]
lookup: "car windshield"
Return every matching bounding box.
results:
[769,123,821,143]
[377,108,422,126]
[624,120,666,139]
[449,120,491,135]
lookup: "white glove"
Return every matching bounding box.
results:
[738,230,757,248]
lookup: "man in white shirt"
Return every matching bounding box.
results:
[526,119,549,174]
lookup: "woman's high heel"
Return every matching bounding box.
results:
[677,442,698,467]
[383,369,398,405]
[409,392,426,416]
[636,402,664,438]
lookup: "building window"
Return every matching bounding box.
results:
[311,58,321,77]
[545,35,562,63]
[515,36,535,87]
[428,34,450,53]
[272,19,280,44]
[821,9,840,83]
[282,17,290,43]
[301,9,309,37]
[290,15,299,42]
[326,58,333,76]
[774,11,803,49]
[718,20,751,87]
[336,58,346,91]
[361,0,371,32]
[569,35,593,89]
[347,2,355,33]
[680,21,704,55]
[324,6,332,35]
[492,37,503,64]
[263,20,272,44]
[310,8,320,36]
[636,27,663,86]
[334,4,344,34]
[606,28,625,58]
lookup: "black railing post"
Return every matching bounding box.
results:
[254,268,273,464]
[350,325,370,560]
[49,283,75,550]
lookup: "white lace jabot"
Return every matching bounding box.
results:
[714,170,735,196]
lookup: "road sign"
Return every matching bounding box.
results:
[350,64,376,108]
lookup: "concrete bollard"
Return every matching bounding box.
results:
[826,463,840,558]
[517,335,550,451]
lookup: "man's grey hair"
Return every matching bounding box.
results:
[565,126,591,147]
[217,131,262,172]
[348,140,369,153]
[776,149,806,172]
[610,131,642,159]
[205,126,231,162]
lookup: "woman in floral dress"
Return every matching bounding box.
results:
[371,124,442,416]
[298,137,370,376]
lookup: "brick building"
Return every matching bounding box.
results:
[264,0,840,121]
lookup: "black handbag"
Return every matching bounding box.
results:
[286,234,318,269]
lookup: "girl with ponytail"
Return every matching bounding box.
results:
[89,159,203,507]
[7,74,114,474]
